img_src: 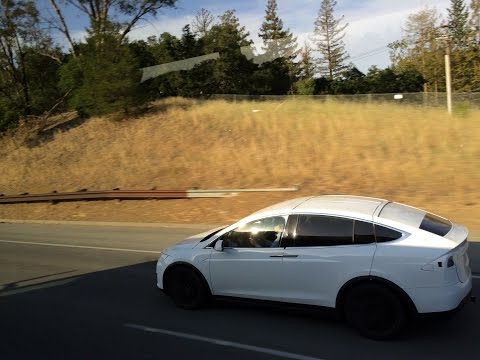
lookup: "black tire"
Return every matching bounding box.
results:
[343,283,407,340]
[166,267,209,310]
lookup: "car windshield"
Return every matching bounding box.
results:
[378,202,452,236]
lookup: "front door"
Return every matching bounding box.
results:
[208,216,287,301]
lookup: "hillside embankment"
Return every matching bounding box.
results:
[1,97,479,228]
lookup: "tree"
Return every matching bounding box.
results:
[389,8,443,92]
[48,0,77,57]
[447,0,478,91]
[469,0,480,89]
[471,0,480,46]
[49,1,177,51]
[313,0,349,79]
[448,0,469,49]
[201,10,258,94]
[0,0,62,130]
[298,41,316,79]
[257,0,298,94]
[364,66,423,93]
[59,23,145,117]
[331,65,366,94]
[192,8,215,37]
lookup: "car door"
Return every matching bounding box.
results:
[208,216,287,301]
[280,214,377,307]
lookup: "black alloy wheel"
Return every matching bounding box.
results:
[167,267,208,310]
[343,283,407,340]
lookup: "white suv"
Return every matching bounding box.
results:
[156,195,474,339]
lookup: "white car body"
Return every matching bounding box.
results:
[156,195,473,323]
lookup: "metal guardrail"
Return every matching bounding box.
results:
[0,187,299,204]
[0,189,236,204]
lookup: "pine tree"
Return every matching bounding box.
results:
[298,41,316,79]
[201,10,257,94]
[59,23,145,117]
[448,0,475,91]
[258,0,298,61]
[469,0,480,90]
[448,0,469,49]
[313,0,349,79]
[257,0,298,94]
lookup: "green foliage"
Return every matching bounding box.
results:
[0,0,63,131]
[200,10,258,94]
[331,66,366,94]
[0,99,19,132]
[59,28,145,117]
[294,78,316,95]
[448,0,470,48]
[257,0,298,94]
[389,8,443,92]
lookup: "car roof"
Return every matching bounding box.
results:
[249,195,389,220]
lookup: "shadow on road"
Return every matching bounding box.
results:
[1,260,479,360]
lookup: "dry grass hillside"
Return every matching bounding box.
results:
[1,97,479,228]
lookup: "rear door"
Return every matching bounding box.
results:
[280,215,377,307]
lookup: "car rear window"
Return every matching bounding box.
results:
[378,202,452,237]
[419,213,452,236]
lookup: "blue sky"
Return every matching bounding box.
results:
[37,0,451,72]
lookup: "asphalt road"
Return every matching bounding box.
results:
[1,223,479,360]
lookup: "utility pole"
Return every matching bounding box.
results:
[440,25,453,114]
[445,42,453,114]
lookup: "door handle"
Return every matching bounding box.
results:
[282,254,298,258]
[269,255,284,258]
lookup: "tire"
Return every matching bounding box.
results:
[343,283,407,340]
[166,267,209,310]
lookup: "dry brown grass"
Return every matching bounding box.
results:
[1,97,479,227]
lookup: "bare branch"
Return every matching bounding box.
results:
[48,0,77,57]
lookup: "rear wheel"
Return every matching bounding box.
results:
[166,267,209,310]
[343,283,407,340]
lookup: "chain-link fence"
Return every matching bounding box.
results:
[210,92,480,109]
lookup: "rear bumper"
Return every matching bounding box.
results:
[410,275,473,313]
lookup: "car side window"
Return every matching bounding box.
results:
[294,215,354,247]
[354,220,376,244]
[375,225,402,242]
[220,216,287,248]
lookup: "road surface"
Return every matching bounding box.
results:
[1,223,479,360]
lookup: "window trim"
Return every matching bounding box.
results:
[284,213,408,248]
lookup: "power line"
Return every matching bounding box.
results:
[349,46,389,62]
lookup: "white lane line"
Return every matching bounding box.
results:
[125,323,325,360]
[0,239,161,254]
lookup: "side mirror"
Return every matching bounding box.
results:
[214,240,224,252]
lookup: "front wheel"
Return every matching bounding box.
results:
[343,283,407,340]
[166,267,209,310]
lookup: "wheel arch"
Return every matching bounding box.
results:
[163,262,212,296]
[336,276,418,314]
